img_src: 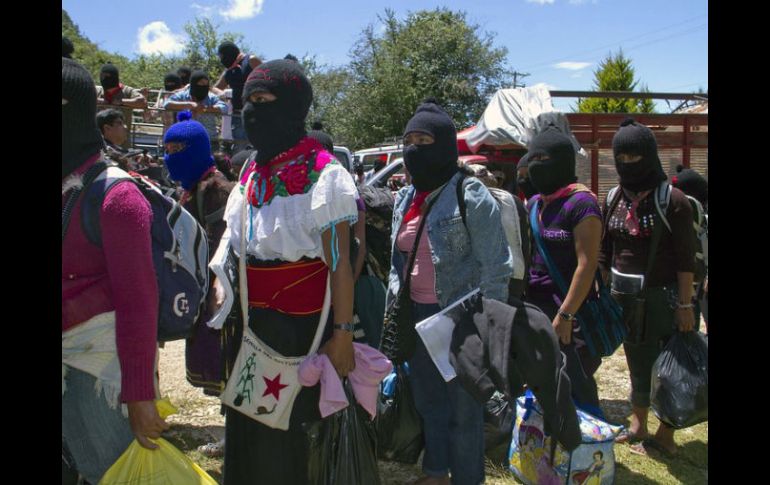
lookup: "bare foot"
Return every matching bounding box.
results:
[615,428,650,444]
[412,476,450,485]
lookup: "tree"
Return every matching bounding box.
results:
[576,50,655,114]
[333,8,512,150]
[182,17,254,82]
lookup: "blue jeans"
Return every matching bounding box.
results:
[61,367,135,484]
[409,302,485,485]
[231,115,248,152]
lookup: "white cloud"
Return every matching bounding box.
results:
[220,0,264,20]
[554,61,592,70]
[136,21,186,56]
[191,2,215,17]
[527,0,555,4]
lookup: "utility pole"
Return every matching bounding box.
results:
[513,71,530,88]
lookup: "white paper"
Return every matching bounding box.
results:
[415,288,480,382]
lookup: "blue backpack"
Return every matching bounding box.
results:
[79,162,210,342]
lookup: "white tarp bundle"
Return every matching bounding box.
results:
[465,84,586,159]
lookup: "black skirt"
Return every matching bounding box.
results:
[223,304,333,485]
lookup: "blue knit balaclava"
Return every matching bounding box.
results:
[163,111,214,190]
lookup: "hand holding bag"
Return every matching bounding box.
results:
[530,198,626,357]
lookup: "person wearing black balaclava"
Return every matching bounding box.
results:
[177,66,192,86]
[214,42,261,152]
[388,99,512,485]
[307,120,334,153]
[164,70,227,142]
[95,63,146,149]
[163,72,183,93]
[516,153,538,200]
[62,57,169,484]
[600,118,695,458]
[523,124,605,418]
[207,58,360,485]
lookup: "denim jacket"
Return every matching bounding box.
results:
[386,171,513,309]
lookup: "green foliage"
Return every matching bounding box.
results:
[333,8,512,150]
[63,10,257,90]
[576,50,655,114]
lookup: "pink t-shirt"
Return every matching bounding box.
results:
[396,215,438,304]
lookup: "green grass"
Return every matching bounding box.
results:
[167,347,707,484]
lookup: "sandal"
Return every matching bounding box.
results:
[197,439,225,458]
[629,439,678,459]
[615,428,648,444]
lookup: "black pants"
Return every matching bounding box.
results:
[223,307,331,485]
[527,295,603,413]
[615,286,676,408]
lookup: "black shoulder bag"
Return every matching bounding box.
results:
[380,184,447,364]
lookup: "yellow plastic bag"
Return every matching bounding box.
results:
[98,399,217,485]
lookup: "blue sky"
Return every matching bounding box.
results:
[62,0,707,112]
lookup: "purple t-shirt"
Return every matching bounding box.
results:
[527,191,602,307]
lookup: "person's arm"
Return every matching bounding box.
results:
[120,88,147,109]
[465,179,512,302]
[670,189,696,332]
[675,271,695,332]
[101,183,169,449]
[248,55,262,69]
[208,95,229,114]
[215,70,229,90]
[319,221,356,376]
[164,96,197,112]
[353,209,366,281]
[553,216,602,345]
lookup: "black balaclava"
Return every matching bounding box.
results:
[62,37,74,58]
[189,70,210,102]
[672,164,708,206]
[177,66,192,85]
[242,59,313,164]
[99,64,120,90]
[218,41,240,68]
[402,98,459,192]
[63,57,105,178]
[612,118,667,192]
[307,121,333,153]
[526,124,577,195]
[164,72,182,92]
[516,153,538,199]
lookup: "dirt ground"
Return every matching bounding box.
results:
[158,327,708,484]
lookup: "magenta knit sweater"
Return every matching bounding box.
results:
[62,154,158,402]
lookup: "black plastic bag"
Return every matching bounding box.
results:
[306,379,381,485]
[483,391,515,451]
[651,331,708,429]
[375,365,424,464]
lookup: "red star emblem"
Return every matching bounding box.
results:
[262,373,289,400]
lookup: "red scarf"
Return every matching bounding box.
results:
[403,190,431,224]
[103,83,125,105]
[230,53,246,70]
[179,166,218,206]
[245,137,324,207]
[541,183,595,207]
[624,189,652,236]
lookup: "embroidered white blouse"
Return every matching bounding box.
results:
[207,160,358,329]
